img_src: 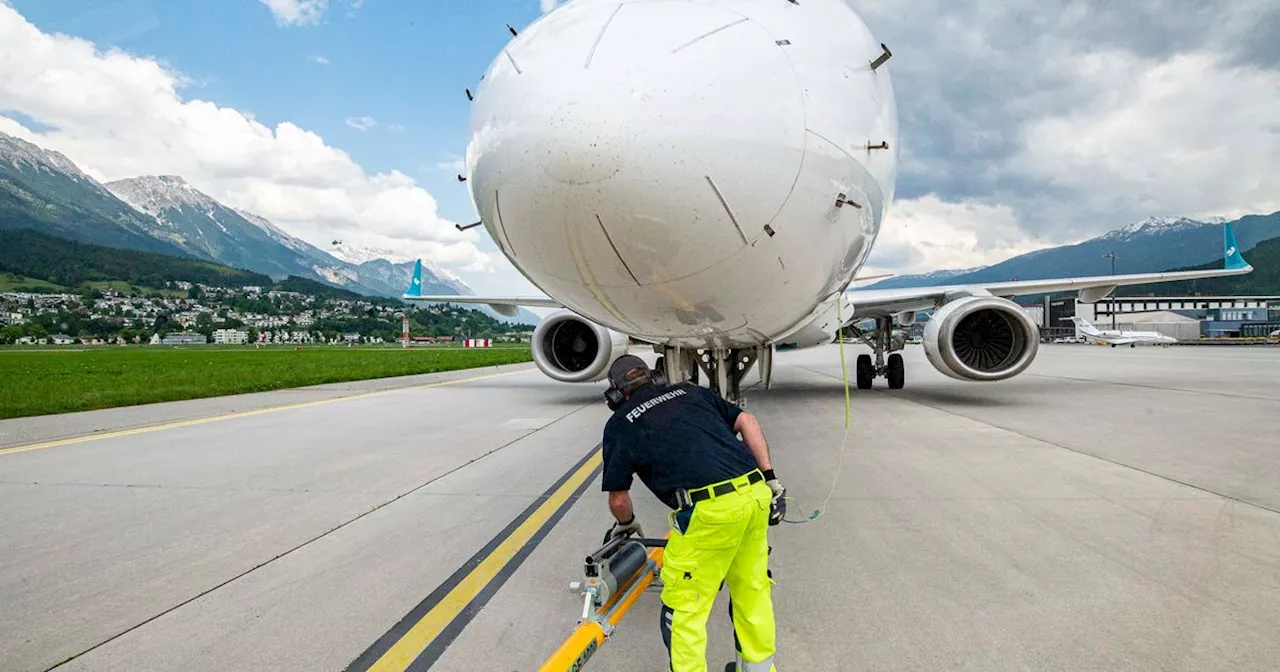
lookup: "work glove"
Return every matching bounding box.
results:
[604,514,643,543]
[764,470,786,526]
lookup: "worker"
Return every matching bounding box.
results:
[600,354,786,672]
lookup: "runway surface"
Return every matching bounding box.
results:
[2,345,1278,671]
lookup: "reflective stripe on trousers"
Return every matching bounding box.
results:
[736,654,777,672]
[659,480,777,672]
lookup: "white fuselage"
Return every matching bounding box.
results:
[1084,330,1179,346]
[466,0,898,349]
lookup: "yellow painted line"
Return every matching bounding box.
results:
[367,450,603,671]
[0,368,534,457]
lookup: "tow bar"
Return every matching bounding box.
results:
[537,534,668,671]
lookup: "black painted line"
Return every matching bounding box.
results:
[596,214,642,286]
[345,444,603,671]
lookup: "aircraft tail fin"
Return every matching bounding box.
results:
[1068,315,1100,335]
[1224,222,1249,270]
[404,259,424,298]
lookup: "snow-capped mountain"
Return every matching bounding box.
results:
[1100,215,1228,241]
[106,175,355,283]
[0,132,88,179]
[328,241,404,266]
[0,130,540,320]
[867,213,1279,289]
[0,131,187,256]
[864,265,989,290]
[105,176,476,300]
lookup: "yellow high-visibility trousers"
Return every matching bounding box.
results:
[660,476,777,672]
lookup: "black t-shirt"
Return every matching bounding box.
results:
[601,381,759,509]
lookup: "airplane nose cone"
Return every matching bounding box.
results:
[467,1,806,289]
[538,99,632,185]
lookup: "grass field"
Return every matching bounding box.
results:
[0,346,533,419]
[0,272,65,293]
[0,273,186,297]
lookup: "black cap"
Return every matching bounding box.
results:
[607,355,650,390]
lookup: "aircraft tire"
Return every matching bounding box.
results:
[887,353,905,389]
[856,354,873,389]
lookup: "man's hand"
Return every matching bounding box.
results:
[605,514,643,543]
[764,470,786,526]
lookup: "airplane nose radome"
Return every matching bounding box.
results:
[470,1,807,291]
[539,100,632,185]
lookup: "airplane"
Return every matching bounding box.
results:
[403,0,1253,401]
[1068,316,1179,348]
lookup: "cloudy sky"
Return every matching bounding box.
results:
[1,0,1278,291]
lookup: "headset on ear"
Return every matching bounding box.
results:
[603,365,667,411]
[604,384,625,410]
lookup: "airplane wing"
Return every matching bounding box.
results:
[845,223,1253,318]
[401,263,895,317]
[400,259,563,317]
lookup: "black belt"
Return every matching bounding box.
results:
[686,470,763,504]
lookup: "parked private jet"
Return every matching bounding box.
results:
[404,0,1252,399]
[1069,317,1179,348]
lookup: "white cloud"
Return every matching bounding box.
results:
[540,0,558,13]
[0,5,491,273]
[387,123,405,133]
[260,0,328,26]
[435,158,465,173]
[344,115,376,131]
[864,195,1052,275]
[1015,50,1280,222]
[307,54,329,65]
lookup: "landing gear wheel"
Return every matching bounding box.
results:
[724,664,736,672]
[856,354,874,389]
[1130,344,1136,348]
[654,355,665,380]
[887,353,905,389]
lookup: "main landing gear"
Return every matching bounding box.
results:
[847,317,906,390]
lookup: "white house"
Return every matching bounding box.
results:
[213,329,248,345]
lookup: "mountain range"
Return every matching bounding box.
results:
[0,130,539,322]
[869,213,1280,290]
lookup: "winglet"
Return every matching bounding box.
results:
[1224,223,1250,270]
[404,259,424,298]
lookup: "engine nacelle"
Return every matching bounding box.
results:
[531,310,630,383]
[923,297,1040,381]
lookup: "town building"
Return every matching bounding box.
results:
[212,329,249,345]
[161,331,207,345]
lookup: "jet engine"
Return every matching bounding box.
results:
[531,310,630,383]
[922,297,1040,381]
